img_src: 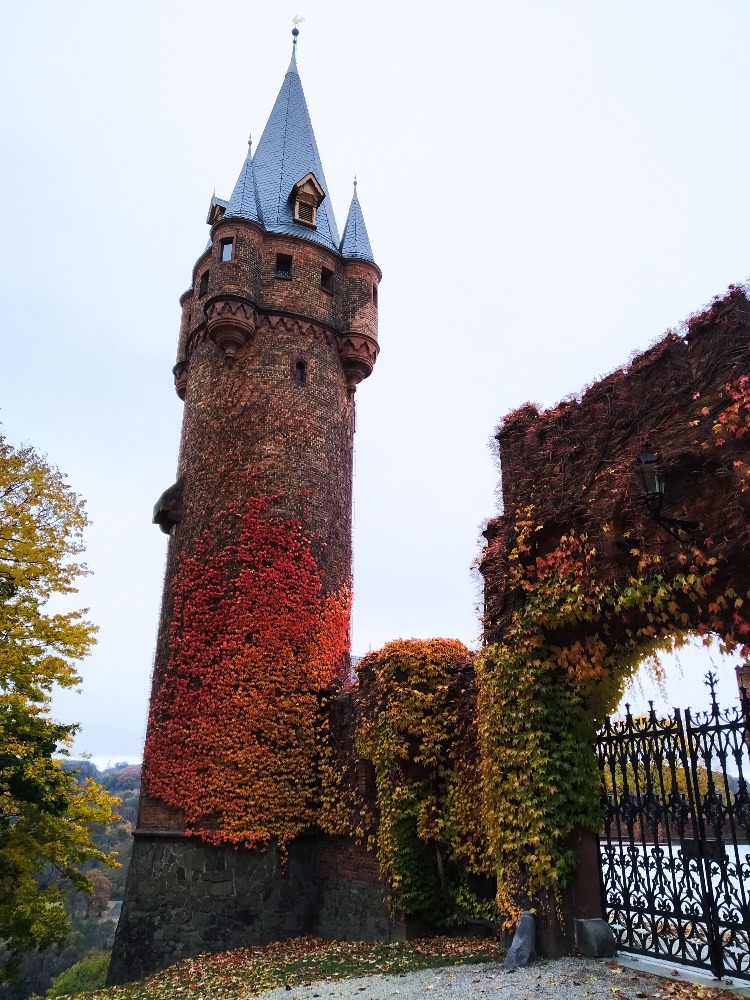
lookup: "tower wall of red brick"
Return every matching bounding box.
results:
[138,216,379,832]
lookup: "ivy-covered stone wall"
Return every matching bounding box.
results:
[484,287,750,633]
[478,286,750,928]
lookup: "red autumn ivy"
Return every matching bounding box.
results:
[142,494,350,852]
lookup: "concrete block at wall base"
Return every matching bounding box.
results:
[574,918,617,957]
[504,911,536,970]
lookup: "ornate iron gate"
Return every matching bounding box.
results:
[597,674,750,980]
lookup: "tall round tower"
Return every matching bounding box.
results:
[109,35,381,984]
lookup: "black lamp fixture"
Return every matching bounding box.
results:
[635,444,665,515]
[635,442,698,541]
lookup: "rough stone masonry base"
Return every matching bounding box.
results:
[107,834,392,986]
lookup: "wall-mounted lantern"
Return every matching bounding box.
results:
[635,444,665,515]
[635,442,698,541]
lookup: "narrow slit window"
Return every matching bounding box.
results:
[198,271,209,297]
[372,283,378,307]
[275,253,293,279]
[220,239,233,262]
[321,266,334,293]
[294,360,306,386]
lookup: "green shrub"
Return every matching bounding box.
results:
[44,951,110,997]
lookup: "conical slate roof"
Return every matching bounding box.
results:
[340,181,374,262]
[227,46,340,252]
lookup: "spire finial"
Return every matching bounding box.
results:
[292,14,305,47]
[247,134,252,152]
[289,15,304,71]
[353,174,357,189]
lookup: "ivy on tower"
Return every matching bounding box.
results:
[109,28,381,984]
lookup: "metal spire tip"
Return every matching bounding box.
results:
[292,14,305,46]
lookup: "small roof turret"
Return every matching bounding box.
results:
[224,137,262,224]
[340,179,375,263]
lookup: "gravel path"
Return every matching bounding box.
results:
[255,957,747,1000]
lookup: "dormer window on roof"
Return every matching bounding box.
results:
[207,195,228,226]
[292,172,325,229]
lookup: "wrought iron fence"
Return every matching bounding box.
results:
[597,673,750,980]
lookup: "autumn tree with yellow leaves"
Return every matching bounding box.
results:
[0,433,118,982]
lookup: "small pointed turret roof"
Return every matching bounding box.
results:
[247,38,340,251]
[340,180,374,262]
[224,137,261,224]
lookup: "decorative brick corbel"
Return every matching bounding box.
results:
[153,478,184,535]
[337,333,379,388]
[205,295,257,366]
[172,360,188,400]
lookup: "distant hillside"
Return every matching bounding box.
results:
[0,761,141,1000]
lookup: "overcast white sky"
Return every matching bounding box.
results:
[1,1,749,763]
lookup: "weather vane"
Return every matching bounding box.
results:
[292,14,305,45]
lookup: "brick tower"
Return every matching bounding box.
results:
[109,32,382,984]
